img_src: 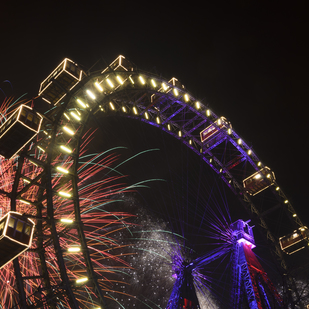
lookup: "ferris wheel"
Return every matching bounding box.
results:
[0,55,308,308]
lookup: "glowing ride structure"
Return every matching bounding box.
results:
[0,55,308,308]
[230,220,283,308]
[166,220,284,309]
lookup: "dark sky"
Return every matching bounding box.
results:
[1,2,309,226]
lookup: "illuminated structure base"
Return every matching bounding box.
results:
[231,221,283,308]
[166,261,200,309]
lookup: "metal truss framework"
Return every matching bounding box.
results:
[5,55,306,308]
[166,262,200,309]
[231,241,283,309]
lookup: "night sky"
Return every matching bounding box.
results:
[1,0,309,302]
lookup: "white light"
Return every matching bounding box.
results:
[60,145,72,154]
[173,88,179,96]
[178,130,182,137]
[247,149,252,155]
[109,102,115,110]
[76,277,88,284]
[227,128,232,135]
[56,166,69,174]
[86,90,96,100]
[122,106,127,113]
[284,199,289,204]
[68,247,81,252]
[217,119,222,125]
[43,130,48,135]
[116,76,124,85]
[254,174,262,179]
[276,186,280,191]
[60,218,74,224]
[238,138,242,145]
[77,99,87,108]
[167,124,171,131]
[257,161,262,167]
[162,83,168,91]
[144,112,149,119]
[266,173,271,178]
[139,76,145,85]
[156,117,160,124]
[63,113,70,120]
[59,191,72,198]
[184,94,189,102]
[195,102,200,109]
[189,139,192,145]
[106,78,114,88]
[237,238,256,249]
[63,126,75,135]
[94,82,103,92]
[151,79,157,87]
[133,106,138,115]
[206,109,211,116]
[293,213,297,217]
[19,199,30,205]
[129,76,135,84]
[37,146,45,152]
[70,111,81,121]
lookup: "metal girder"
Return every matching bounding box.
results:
[70,112,109,309]
[45,135,80,308]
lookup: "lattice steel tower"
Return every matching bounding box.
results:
[230,220,283,308]
[166,260,200,309]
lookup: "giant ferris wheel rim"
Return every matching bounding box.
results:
[6,54,307,308]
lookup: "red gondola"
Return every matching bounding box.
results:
[200,116,231,143]
[279,227,309,255]
[243,166,275,196]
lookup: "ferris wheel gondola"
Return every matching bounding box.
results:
[0,104,42,159]
[0,211,35,270]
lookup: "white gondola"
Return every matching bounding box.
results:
[39,58,83,105]
[0,105,43,159]
[0,211,35,269]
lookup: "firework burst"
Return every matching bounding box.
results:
[0,98,152,308]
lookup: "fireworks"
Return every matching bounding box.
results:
[0,98,141,308]
[2,94,302,309]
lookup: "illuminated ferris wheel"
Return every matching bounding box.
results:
[0,55,308,308]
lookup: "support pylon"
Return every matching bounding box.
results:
[230,220,283,309]
[166,261,200,309]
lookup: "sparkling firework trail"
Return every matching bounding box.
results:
[0,97,161,308]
